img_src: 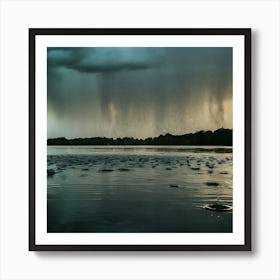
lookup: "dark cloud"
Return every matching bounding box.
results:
[47,47,232,138]
[47,47,159,74]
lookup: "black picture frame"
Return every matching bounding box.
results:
[29,28,251,251]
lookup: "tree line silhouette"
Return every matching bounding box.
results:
[47,128,232,146]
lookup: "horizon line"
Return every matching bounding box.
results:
[47,127,233,141]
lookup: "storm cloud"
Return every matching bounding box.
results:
[47,47,232,139]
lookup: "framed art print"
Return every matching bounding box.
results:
[29,28,251,251]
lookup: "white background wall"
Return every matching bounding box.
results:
[0,0,279,279]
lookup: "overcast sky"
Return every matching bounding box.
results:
[47,47,232,139]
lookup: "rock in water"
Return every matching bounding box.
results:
[205,182,219,186]
[47,169,55,176]
[191,167,200,171]
[169,184,179,188]
[99,169,114,172]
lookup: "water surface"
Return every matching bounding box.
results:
[47,146,232,233]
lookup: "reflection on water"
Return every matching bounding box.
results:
[47,146,232,233]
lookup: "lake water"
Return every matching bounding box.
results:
[47,146,232,233]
